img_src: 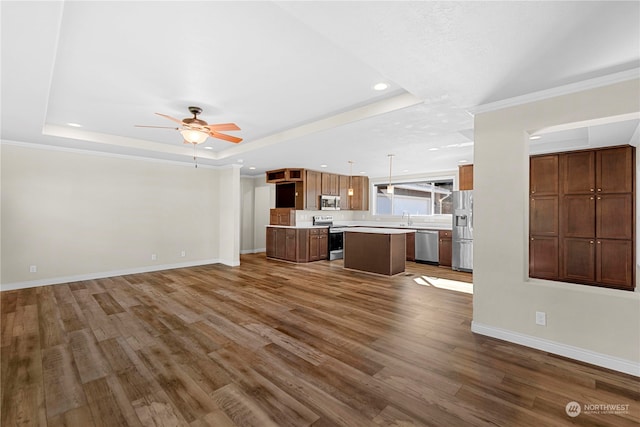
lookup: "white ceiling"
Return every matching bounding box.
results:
[2,1,639,178]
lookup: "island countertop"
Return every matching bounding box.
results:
[343,227,416,234]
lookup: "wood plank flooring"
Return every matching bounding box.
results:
[1,254,638,426]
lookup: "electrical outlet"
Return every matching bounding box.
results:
[151,254,157,261]
[181,250,186,257]
[29,265,37,273]
[535,311,546,326]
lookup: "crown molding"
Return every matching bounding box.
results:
[469,68,640,115]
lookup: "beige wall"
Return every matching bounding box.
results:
[473,78,640,371]
[1,144,223,289]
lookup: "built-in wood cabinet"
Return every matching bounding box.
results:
[266,226,326,262]
[439,230,452,267]
[267,168,369,211]
[305,170,322,210]
[309,228,329,261]
[530,145,635,290]
[350,176,369,211]
[270,208,296,226]
[266,168,304,183]
[459,165,474,190]
[406,232,415,261]
[321,173,340,196]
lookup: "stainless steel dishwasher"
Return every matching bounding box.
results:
[415,230,439,264]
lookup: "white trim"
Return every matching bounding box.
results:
[471,321,640,377]
[470,68,640,115]
[0,139,223,170]
[0,259,222,291]
[241,248,266,255]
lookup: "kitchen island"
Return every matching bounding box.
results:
[344,227,415,275]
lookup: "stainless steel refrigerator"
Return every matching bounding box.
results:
[452,190,473,272]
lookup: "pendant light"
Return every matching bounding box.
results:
[387,154,395,194]
[348,161,354,196]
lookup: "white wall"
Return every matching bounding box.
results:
[472,78,640,374]
[1,143,226,289]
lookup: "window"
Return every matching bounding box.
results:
[374,179,454,216]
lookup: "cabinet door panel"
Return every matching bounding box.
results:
[562,238,595,282]
[529,237,558,279]
[596,194,632,239]
[561,151,595,194]
[530,155,558,195]
[305,170,321,210]
[285,229,297,261]
[597,146,633,193]
[597,239,633,289]
[275,228,287,259]
[530,196,558,236]
[439,237,452,267]
[562,195,595,238]
[318,234,328,259]
[266,228,277,258]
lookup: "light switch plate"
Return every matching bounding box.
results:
[535,311,546,326]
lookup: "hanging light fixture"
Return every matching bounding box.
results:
[180,129,209,144]
[387,154,395,194]
[348,161,354,196]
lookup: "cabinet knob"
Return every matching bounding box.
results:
[531,190,535,194]
[597,188,602,192]
[590,241,594,244]
[597,197,601,200]
[597,241,601,244]
[590,197,594,200]
[590,188,594,192]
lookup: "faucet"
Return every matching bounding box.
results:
[401,211,412,226]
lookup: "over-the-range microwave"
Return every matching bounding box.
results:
[320,195,340,210]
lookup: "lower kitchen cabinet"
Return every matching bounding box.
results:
[309,228,329,261]
[405,232,415,261]
[438,230,452,267]
[266,227,327,262]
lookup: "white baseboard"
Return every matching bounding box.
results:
[0,258,221,291]
[471,321,640,377]
[240,248,265,254]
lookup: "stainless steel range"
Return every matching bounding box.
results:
[313,215,347,260]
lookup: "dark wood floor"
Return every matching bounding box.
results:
[1,254,638,426]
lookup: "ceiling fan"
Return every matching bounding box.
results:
[136,106,242,145]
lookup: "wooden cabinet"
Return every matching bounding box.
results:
[350,176,369,211]
[309,228,328,261]
[339,175,351,210]
[459,164,474,190]
[438,230,452,267]
[321,173,340,196]
[266,168,304,183]
[406,231,415,261]
[530,155,558,195]
[530,145,635,290]
[275,182,304,209]
[305,170,322,210]
[270,208,296,226]
[530,236,559,280]
[266,226,329,263]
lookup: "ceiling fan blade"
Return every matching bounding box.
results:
[209,131,243,144]
[206,123,240,131]
[135,125,179,129]
[155,112,184,125]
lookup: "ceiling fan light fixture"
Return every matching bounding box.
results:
[180,129,208,144]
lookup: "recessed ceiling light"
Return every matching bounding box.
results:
[373,82,388,91]
[203,146,214,150]
[428,147,439,151]
[359,171,366,175]
[458,160,468,163]
[403,169,409,173]
[530,135,541,140]
[249,166,256,170]
[320,164,328,168]
[67,122,82,127]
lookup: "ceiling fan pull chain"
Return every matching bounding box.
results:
[193,143,198,168]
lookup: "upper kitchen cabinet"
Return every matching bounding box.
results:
[597,146,633,193]
[560,151,595,194]
[459,165,473,190]
[321,173,340,196]
[266,168,304,183]
[339,175,350,210]
[350,176,369,211]
[305,169,322,210]
[530,155,558,195]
